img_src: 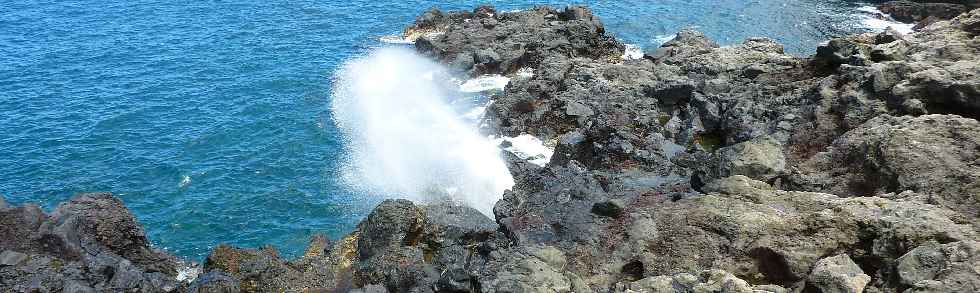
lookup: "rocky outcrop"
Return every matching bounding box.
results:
[783,114,980,218]
[408,5,623,76]
[0,193,190,292]
[879,1,969,23]
[6,5,980,293]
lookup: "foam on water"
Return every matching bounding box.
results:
[653,34,678,47]
[331,47,514,215]
[378,35,415,44]
[856,6,915,34]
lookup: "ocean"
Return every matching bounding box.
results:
[0,0,904,259]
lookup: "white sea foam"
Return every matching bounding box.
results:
[378,35,415,44]
[623,43,645,60]
[459,75,511,93]
[378,31,444,44]
[653,34,677,47]
[461,101,490,121]
[495,134,554,167]
[857,6,914,34]
[175,263,201,283]
[331,47,514,215]
[515,67,535,79]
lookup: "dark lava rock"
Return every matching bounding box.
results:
[0,193,189,292]
[591,199,625,218]
[879,0,969,23]
[408,6,624,76]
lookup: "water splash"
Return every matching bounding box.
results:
[331,47,514,215]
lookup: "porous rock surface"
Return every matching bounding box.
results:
[5,5,980,293]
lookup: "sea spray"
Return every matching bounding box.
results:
[331,47,514,215]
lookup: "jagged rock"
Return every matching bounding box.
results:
[410,5,623,76]
[785,114,980,218]
[616,270,787,293]
[8,5,980,293]
[0,193,186,292]
[477,247,588,293]
[896,240,980,292]
[716,135,785,182]
[186,271,240,293]
[879,1,969,23]
[806,254,871,293]
[592,199,626,218]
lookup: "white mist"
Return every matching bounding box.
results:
[331,47,514,216]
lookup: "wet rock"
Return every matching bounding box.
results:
[806,254,870,293]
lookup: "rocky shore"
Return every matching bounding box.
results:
[875,0,977,28]
[4,4,980,293]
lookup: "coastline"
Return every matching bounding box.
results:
[4,4,980,293]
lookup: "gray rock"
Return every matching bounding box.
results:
[8,5,975,293]
[786,114,980,218]
[716,135,785,181]
[352,284,388,293]
[186,271,240,293]
[806,254,870,293]
[898,241,980,292]
[896,241,947,286]
[591,199,626,218]
[409,5,623,76]
[0,250,27,266]
[879,1,968,23]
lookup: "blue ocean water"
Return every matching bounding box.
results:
[1,0,886,259]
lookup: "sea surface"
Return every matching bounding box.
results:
[0,0,902,259]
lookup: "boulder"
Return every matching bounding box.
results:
[716,135,785,182]
[0,193,185,292]
[806,254,870,293]
[896,241,980,292]
[785,115,980,218]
